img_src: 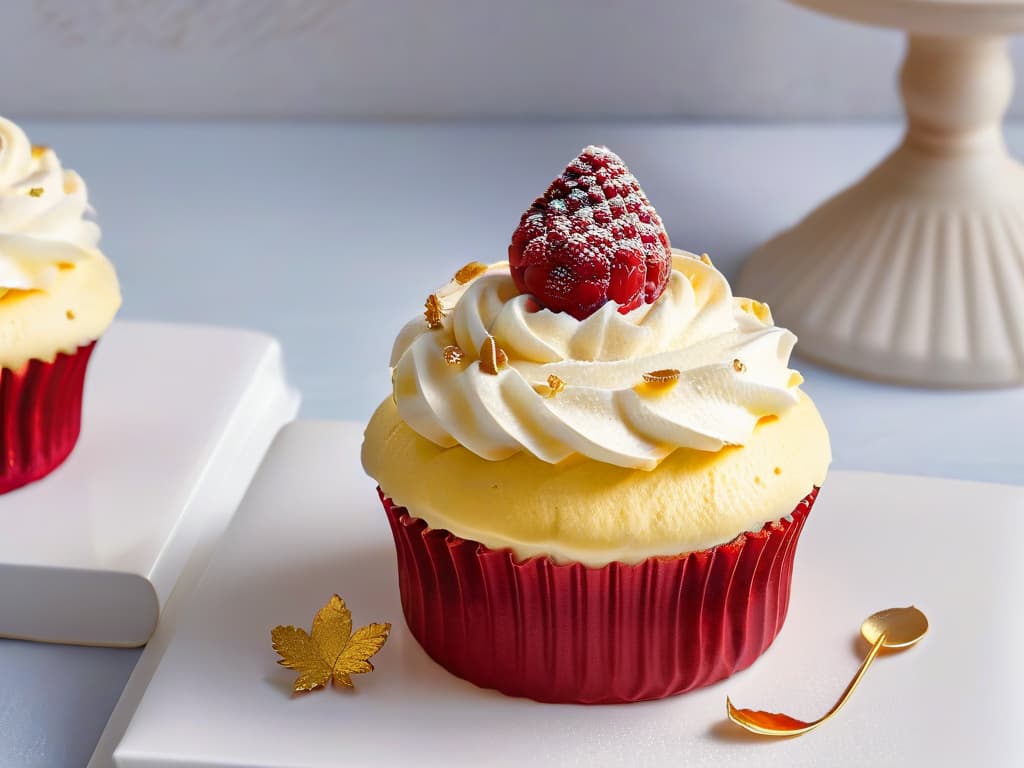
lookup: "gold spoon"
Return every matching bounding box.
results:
[726,606,928,737]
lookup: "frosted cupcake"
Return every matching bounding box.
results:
[0,117,120,494]
[363,146,830,703]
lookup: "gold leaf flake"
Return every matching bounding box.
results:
[271,595,390,694]
[424,294,445,329]
[733,358,747,373]
[443,344,465,365]
[638,368,681,394]
[65,309,75,320]
[546,374,565,396]
[27,187,43,197]
[31,145,48,159]
[454,261,488,284]
[642,368,681,384]
[479,335,508,375]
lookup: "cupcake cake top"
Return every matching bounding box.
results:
[388,147,803,471]
[0,116,120,369]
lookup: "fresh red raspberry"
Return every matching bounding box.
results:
[508,146,671,320]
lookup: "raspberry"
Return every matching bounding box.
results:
[508,146,671,320]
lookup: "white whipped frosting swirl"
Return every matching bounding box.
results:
[391,251,802,470]
[0,117,101,292]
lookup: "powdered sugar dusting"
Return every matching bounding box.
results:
[509,146,671,320]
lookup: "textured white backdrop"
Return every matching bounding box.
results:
[5,0,1024,118]
[0,0,935,118]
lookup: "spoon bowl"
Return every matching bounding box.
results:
[861,605,929,649]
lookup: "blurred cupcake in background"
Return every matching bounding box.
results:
[0,116,120,494]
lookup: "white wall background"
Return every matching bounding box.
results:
[4,0,1024,119]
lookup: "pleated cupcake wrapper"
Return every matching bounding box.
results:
[381,487,817,704]
[0,342,96,495]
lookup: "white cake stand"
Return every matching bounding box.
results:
[738,0,1024,387]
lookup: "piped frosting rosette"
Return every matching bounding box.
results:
[0,117,101,295]
[391,251,802,471]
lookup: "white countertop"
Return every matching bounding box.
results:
[2,119,1022,767]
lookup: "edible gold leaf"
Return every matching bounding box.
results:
[271,594,391,694]
[479,335,508,375]
[454,261,488,284]
[543,374,565,398]
[642,368,681,384]
[443,344,465,365]
[424,294,445,329]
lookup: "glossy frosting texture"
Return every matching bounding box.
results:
[390,251,802,470]
[0,117,120,369]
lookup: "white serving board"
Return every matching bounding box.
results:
[0,321,299,648]
[114,421,1024,768]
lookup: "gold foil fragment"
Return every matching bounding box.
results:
[479,335,508,375]
[638,368,681,394]
[31,145,48,158]
[788,371,804,388]
[443,344,465,365]
[642,368,681,384]
[424,294,445,329]
[271,594,391,694]
[733,358,747,373]
[454,261,488,284]
[28,187,43,197]
[546,374,565,397]
[65,309,75,320]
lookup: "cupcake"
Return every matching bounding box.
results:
[362,146,830,704]
[0,116,120,494]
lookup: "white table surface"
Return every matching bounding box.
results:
[114,424,1024,768]
[1,119,1022,767]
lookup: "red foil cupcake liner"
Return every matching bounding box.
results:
[381,487,817,704]
[0,342,96,495]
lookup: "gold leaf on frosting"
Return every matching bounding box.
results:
[638,368,681,394]
[443,344,465,365]
[642,368,681,384]
[479,335,508,375]
[454,261,488,284]
[27,187,43,197]
[733,358,747,373]
[31,145,48,159]
[424,294,445,329]
[271,594,390,693]
[546,374,565,396]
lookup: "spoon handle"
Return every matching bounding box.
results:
[819,631,887,723]
[726,631,888,736]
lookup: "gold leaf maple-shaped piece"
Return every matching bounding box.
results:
[271,595,391,693]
